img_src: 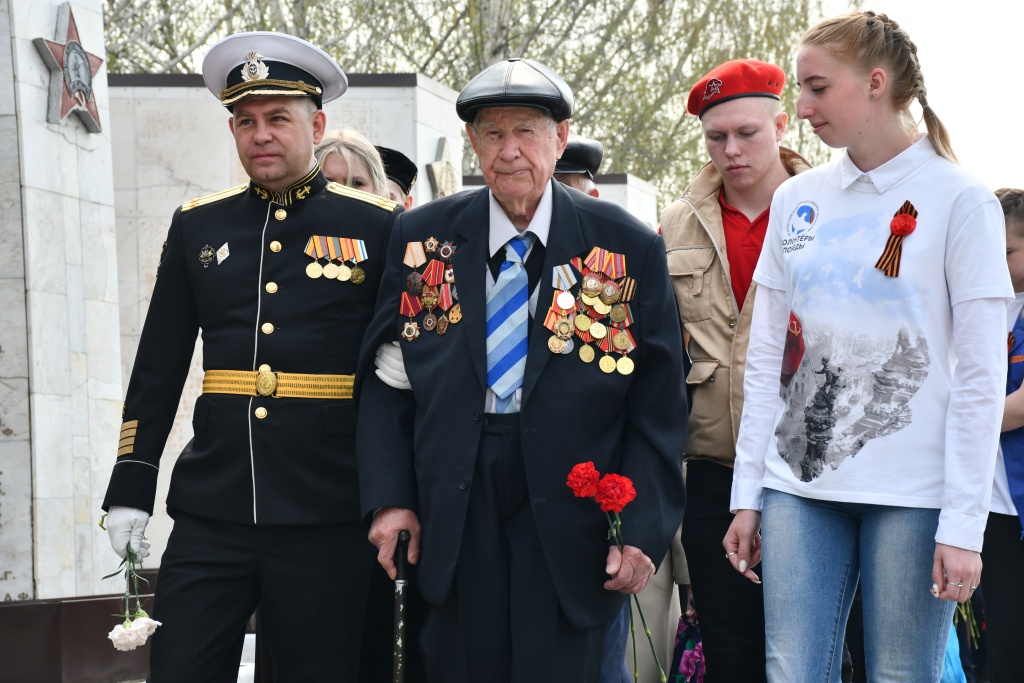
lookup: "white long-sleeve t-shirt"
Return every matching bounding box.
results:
[731,137,1012,551]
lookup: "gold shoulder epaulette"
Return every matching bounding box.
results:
[326,182,399,212]
[181,184,248,212]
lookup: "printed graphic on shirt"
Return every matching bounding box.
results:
[783,201,819,253]
[774,210,930,482]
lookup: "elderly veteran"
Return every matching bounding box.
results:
[554,134,604,197]
[357,57,687,682]
[101,31,401,681]
[659,59,810,681]
[376,145,419,209]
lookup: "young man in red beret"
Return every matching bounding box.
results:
[660,59,810,681]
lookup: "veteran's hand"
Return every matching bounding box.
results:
[931,543,982,604]
[604,544,655,594]
[723,509,762,584]
[369,507,421,580]
[104,506,151,560]
[375,341,411,390]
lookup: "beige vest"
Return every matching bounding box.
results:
[661,147,811,467]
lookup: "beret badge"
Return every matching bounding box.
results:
[703,78,723,101]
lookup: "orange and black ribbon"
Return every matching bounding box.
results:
[875,200,918,277]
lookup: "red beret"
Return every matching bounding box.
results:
[687,59,786,118]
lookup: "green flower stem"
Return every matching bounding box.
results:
[630,607,638,682]
[606,512,667,683]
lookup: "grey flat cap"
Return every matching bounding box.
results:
[456,58,574,123]
[555,135,604,179]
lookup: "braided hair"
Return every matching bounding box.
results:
[801,11,957,163]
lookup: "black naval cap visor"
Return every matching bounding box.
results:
[456,58,574,123]
[221,60,325,109]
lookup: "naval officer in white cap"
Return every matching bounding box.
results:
[101,31,402,681]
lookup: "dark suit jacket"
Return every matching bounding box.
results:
[103,168,401,525]
[357,180,686,627]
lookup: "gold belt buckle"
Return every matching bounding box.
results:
[256,364,278,397]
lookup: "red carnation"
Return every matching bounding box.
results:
[890,213,916,236]
[594,473,636,513]
[567,461,600,498]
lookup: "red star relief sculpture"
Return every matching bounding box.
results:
[33,3,104,133]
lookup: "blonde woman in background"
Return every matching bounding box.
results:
[315,128,388,197]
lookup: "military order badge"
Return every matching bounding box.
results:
[33,3,105,133]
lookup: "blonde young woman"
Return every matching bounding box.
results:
[314,128,388,196]
[724,12,1012,682]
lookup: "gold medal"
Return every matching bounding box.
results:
[555,319,573,339]
[574,315,592,332]
[599,355,617,373]
[337,264,352,281]
[581,293,600,306]
[306,262,323,278]
[448,304,463,324]
[436,315,450,335]
[561,337,575,355]
[349,266,366,284]
[613,331,630,350]
[616,355,635,375]
[579,344,595,363]
[322,262,340,279]
[590,321,607,339]
[548,335,566,354]
[593,300,612,316]
[609,304,627,323]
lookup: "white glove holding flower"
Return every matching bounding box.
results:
[375,341,412,390]
[105,506,151,560]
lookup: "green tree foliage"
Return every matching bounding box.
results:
[105,0,838,207]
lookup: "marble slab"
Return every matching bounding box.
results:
[0,439,33,600]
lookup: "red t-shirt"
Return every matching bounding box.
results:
[719,189,770,311]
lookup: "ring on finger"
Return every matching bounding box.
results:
[725,551,737,559]
[946,581,964,588]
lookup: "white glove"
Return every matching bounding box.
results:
[375,341,412,390]
[106,506,151,560]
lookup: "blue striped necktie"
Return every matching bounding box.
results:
[486,232,533,413]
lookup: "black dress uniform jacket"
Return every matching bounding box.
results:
[103,166,401,525]
[357,180,687,628]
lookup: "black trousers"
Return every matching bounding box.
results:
[682,460,768,683]
[419,413,605,683]
[148,512,376,683]
[980,512,1024,683]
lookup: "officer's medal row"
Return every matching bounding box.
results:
[544,247,638,375]
[399,237,461,341]
[304,236,368,284]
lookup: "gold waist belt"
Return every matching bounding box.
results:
[203,366,354,399]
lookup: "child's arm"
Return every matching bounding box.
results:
[1004,385,1024,431]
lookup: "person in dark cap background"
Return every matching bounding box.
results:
[554,134,604,197]
[357,57,686,681]
[100,31,401,681]
[658,58,810,682]
[377,145,418,209]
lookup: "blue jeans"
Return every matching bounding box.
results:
[761,489,955,683]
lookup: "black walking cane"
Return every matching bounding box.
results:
[393,530,411,683]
